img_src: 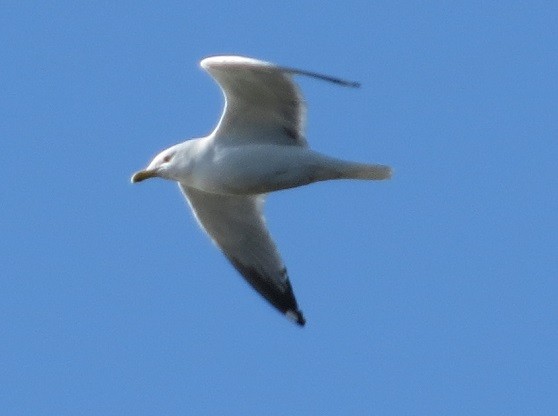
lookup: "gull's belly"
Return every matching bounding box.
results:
[194,145,335,195]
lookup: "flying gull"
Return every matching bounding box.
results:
[132,55,391,326]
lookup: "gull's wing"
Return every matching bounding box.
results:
[201,55,359,147]
[179,184,305,326]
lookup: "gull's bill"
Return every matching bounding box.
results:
[131,169,157,183]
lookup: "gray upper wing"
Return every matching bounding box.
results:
[201,55,308,147]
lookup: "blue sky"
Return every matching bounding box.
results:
[1,1,557,415]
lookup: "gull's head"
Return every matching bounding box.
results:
[131,146,179,183]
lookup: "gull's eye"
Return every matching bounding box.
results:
[163,154,173,163]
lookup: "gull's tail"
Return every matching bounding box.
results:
[331,161,392,181]
[346,163,392,180]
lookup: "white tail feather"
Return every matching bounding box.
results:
[338,163,392,180]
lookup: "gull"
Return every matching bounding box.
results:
[131,55,391,326]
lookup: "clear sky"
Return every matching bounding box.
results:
[1,2,557,415]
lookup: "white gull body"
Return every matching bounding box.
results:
[132,55,391,326]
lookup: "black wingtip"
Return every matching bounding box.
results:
[281,66,361,89]
[286,309,306,327]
